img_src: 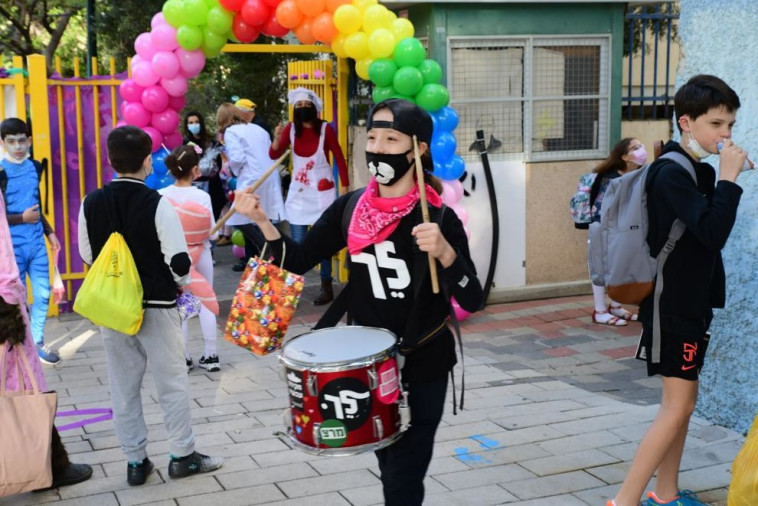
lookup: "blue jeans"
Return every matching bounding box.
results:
[289,224,332,281]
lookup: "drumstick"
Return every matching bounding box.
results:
[413,135,439,294]
[209,149,291,236]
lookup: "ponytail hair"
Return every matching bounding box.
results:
[165,145,199,180]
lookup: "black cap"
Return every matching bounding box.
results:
[367,99,433,145]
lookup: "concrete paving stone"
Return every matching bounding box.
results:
[584,461,630,485]
[215,462,317,490]
[507,494,590,506]
[57,472,162,501]
[115,475,222,506]
[58,440,93,455]
[435,420,512,442]
[239,396,290,413]
[518,388,599,403]
[177,484,286,506]
[306,452,378,475]
[689,423,742,444]
[424,484,518,505]
[536,431,630,456]
[572,483,628,505]
[193,388,274,408]
[427,455,473,475]
[435,463,536,490]
[547,411,654,436]
[502,470,606,500]
[314,488,381,506]
[519,449,620,477]
[277,469,380,498]
[679,462,734,492]
[565,374,608,385]
[31,493,120,506]
[202,438,290,459]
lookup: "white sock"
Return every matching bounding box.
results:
[592,283,607,312]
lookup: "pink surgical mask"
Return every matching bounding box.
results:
[630,146,647,165]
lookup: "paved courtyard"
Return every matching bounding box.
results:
[0,246,743,506]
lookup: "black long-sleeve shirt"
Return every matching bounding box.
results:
[266,190,484,381]
[639,141,743,334]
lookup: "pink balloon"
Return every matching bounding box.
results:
[131,60,160,87]
[123,102,151,128]
[448,179,463,202]
[119,79,145,102]
[134,32,158,60]
[151,23,178,52]
[232,245,245,259]
[152,108,180,134]
[451,203,468,226]
[141,85,170,113]
[116,120,128,128]
[143,126,164,152]
[160,75,188,97]
[164,131,184,149]
[151,12,167,28]
[452,299,471,321]
[151,51,180,79]
[175,48,206,78]
[167,95,186,111]
[441,181,461,205]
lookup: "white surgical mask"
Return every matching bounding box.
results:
[188,124,201,135]
[686,132,710,159]
[630,146,647,165]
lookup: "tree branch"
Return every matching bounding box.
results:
[44,8,76,71]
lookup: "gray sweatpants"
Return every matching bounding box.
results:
[101,307,196,463]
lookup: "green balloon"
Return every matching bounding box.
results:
[206,6,233,34]
[162,0,185,28]
[231,229,245,247]
[184,0,210,26]
[418,59,442,85]
[389,93,415,103]
[202,0,219,7]
[203,27,227,51]
[415,83,450,112]
[393,38,426,68]
[372,85,395,104]
[368,59,398,88]
[392,66,424,97]
[177,24,204,51]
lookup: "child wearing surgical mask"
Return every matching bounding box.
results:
[587,137,647,326]
[237,98,483,505]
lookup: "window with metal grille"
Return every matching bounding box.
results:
[448,36,610,162]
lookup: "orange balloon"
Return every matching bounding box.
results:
[296,0,325,18]
[326,0,350,13]
[276,0,303,29]
[312,12,337,44]
[294,18,316,44]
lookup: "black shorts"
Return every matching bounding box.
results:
[639,325,710,381]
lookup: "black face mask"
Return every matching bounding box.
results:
[366,150,414,186]
[294,106,317,123]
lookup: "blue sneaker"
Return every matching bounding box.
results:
[646,490,707,506]
[37,344,60,365]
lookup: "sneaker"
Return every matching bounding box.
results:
[231,260,247,272]
[186,358,194,372]
[168,451,223,479]
[35,463,93,491]
[37,344,61,365]
[127,458,154,486]
[647,490,707,506]
[198,355,220,372]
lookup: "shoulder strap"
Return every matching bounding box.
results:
[650,151,696,364]
[341,188,365,242]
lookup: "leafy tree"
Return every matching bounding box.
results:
[623,2,679,57]
[0,0,85,73]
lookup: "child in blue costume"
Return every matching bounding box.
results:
[0,118,61,364]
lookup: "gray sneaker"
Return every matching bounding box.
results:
[168,451,223,479]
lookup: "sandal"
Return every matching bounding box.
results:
[609,305,638,321]
[593,310,627,326]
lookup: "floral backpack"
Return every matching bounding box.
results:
[569,172,597,229]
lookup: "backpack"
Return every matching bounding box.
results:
[587,151,696,363]
[73,188,144,335]
[569,172,597,229]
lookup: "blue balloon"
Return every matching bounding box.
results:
[228,177,237,191]
[432,159,447,179]
[442,155,465,180]
[431,132,457,161]
[145,173,162,189]
[152,148,169,177]
[434,106,459,132]
[156,174,174,189]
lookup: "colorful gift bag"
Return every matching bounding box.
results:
[224,243,304,355]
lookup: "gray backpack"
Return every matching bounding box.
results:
[588,151,696,363]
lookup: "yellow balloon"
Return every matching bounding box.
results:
[368,28,395,58]
[355,57,374,80]
[333,5,362,35]
[386,10,397,22]
[344,31,370,60]
[331,33,349,58]
[363,5,390,33]
[391,18,414,41]
[353,0,378,11]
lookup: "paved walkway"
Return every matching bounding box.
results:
[0,246,742,506]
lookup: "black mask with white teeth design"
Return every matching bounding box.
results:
[366,149,414,186]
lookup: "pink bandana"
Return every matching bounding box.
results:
[0,191,25,305]
[347,177,442,255]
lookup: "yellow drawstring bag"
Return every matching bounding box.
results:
[74,231,144,335]
[728,413,758,505]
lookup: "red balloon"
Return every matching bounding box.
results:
[219,0,245,12]
[262,0,282,7]
[261,13,289,37]
[233,14,260,42]
[241,0,270,26]
[294,18,315,44]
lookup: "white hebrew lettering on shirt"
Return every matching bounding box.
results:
[351,241,411,300]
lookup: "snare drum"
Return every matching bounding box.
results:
[279,326,409,456]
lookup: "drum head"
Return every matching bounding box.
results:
[282,327,397,366]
